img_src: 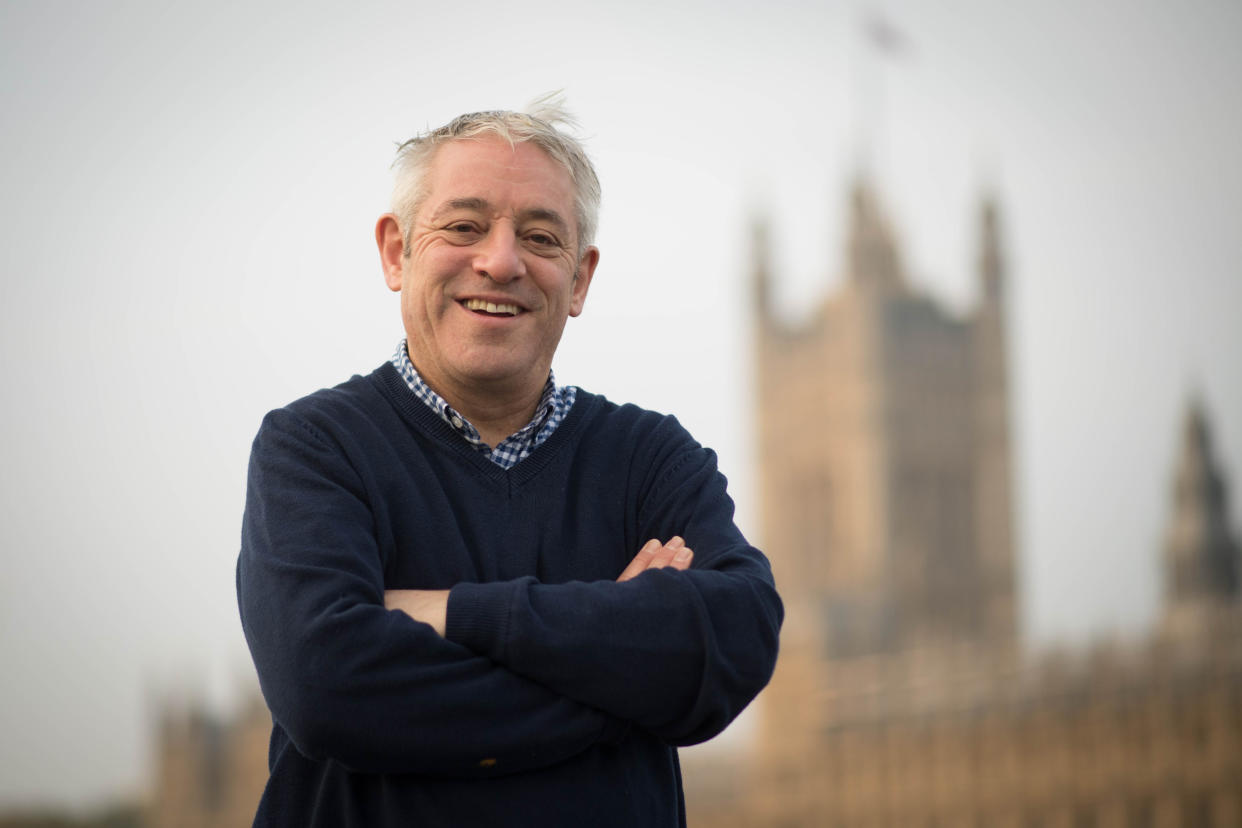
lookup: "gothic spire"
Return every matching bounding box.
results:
[1164,394,1240,611]
[846,176,904,294]
[750,213,773,322]
[978,195,1003,305]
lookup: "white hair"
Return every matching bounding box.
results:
[390,93,601,256]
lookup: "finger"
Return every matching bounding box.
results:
[647,540,682,570]
[616,538,662,582]
[662,536,692,570]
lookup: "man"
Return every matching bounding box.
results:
[237,100,782,827]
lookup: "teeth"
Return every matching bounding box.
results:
[464,299,520,315]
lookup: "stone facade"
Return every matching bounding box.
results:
[707,628,1242,827]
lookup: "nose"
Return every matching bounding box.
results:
[472,227,525,283]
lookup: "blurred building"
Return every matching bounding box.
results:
[144,696,267,828]
[684,181,1242,827]
[753,178,1017,658]
[143,181,1241,826]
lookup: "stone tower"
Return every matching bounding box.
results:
[1160,395,1241,639]
[753,178,1017,657]
[687,180,1242,828]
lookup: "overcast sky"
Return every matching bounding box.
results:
[2,0,1239,810]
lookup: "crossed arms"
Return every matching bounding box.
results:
[385,536,695,635]
[238,399,782,777]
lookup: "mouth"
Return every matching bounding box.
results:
[460,298,523,317]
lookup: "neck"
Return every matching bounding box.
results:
[446,382,543,448]
[409,357,547,448]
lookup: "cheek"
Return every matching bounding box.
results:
[418,251,466,292]
[400,263,453,317]
[400,281,433,328]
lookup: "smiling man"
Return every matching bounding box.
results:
[237,100,782,827]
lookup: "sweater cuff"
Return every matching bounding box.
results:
[445,579,528,658]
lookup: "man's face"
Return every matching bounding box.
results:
[382,137,597,403]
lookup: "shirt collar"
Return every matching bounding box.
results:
[388,340,573,468]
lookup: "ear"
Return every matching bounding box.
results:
[376,214,406,292]
[568,246,599,317]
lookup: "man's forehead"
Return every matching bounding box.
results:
[420,139,575,225]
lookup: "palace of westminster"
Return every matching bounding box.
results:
[132,178,1241,827]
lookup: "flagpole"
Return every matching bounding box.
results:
[854,9,909,185]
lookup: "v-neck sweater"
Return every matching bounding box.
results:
[237,362,782,827]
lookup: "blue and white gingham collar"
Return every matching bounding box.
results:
[389,341,575,469]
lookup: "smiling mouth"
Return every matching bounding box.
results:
[461,298,522,317]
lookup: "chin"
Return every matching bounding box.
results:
[458,358,538,386]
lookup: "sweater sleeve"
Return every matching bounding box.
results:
[237,407,624,777]
[445,417,783,746]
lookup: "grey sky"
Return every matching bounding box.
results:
[1,0,1239,809]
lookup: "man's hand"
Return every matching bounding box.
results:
[616,536,693,582]
[385,589,451,636]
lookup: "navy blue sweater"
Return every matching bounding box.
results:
[237,363,782,826]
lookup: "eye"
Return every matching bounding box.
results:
[442,221,483,243]
[524,231,561,249]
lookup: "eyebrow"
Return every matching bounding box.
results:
[521,208,571,235]
[438,197,488,215]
